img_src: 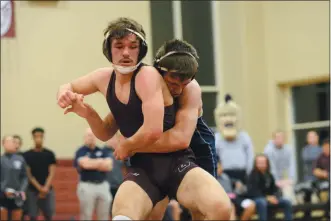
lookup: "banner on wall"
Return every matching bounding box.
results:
[1,0,15,38]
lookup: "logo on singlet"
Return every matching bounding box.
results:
[131,173,139,176]
[178,162,191,173]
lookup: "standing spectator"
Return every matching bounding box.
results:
[247,154,292,221]
[23,127,56,221]
[1,135,28,221]
[74,128,113,220]
[104,134,124,214]
[216,162,256,221]
[302,131,322,182]
[13,135,23,155]
[264,130,296,198]
[13,134,28,221]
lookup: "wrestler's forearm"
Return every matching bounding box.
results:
[57,83,73,99]
[122,126,161,152]
[85,108,117,141]
[134,130,188,153]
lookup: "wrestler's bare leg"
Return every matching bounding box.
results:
[112,181,153,220]
[147,197,169,220]
[176,167,232,220]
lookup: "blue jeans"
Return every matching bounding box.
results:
[254,197,292,220]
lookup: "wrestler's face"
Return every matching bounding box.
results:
[255,156,268,173]
[111,34,140,66]
[3,136,16,153]
[163,72,191,97]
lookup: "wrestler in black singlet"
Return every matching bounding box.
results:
[106,64,197,206]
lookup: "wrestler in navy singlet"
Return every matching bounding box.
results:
[106,64,197,205]
[190,116,217,177]
[173,98,217,177]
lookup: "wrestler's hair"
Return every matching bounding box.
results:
[155,39,199,81]
[103,17,146,45]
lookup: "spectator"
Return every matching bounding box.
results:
[302,131,322,182]
[74,128,113,220]
[264,130,296,198]
[23,127,56,221]
[247,154,292,221]
[313,138,330,218]
[313,138,330,181]
[1,135,28,221]
[216,162,256,221]
[13,134,29,221]
[13,135,23,155]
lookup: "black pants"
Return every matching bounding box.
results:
[223,169,247,184]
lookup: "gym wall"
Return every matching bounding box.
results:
[1,1,153,157]
[217,1,329,152]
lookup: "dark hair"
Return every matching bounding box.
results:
[322,138,330,146]
[154,39,199,81]
[32,127,44,135]
[13,134,22,143]
[252,153,271,174]
[103,17,146,45]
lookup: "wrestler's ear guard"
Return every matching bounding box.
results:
[103,28,148,63]
[153,51,198,80]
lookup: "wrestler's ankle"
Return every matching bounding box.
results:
[113,215,132,220]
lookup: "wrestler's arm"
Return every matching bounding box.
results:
[120,67,164,150]
[84,106,118,141]
[134,81,201,153]
[57,67,111,98]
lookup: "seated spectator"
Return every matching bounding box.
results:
[0,135,28,221]
[313,138,329,217]
[217,162,256,220]
[247,154,292,221]
[313,138,330,181]
[302,131,322,182]
[264,130,296,199]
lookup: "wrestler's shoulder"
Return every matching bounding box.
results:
[137,65,163,80]
[184,79,201,94]
[90,67,114,80]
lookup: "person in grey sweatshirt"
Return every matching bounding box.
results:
[0,135,28,221]
[302,131,322,182]
[264,131,296,193]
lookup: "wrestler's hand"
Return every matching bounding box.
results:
[64,94,92,118]
[57,89,77,109]
[114,145,131,161]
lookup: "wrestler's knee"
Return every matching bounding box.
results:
[112,181,153,220]
[204,195,232,220]
[147,197,169,220]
